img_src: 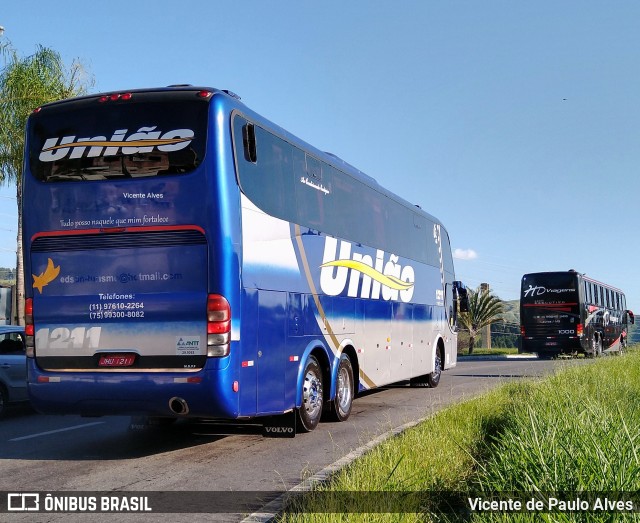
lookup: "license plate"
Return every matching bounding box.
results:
[98,354,136,367]
[544,342,558,347]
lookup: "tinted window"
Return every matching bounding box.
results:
[599,287,604,306]
[521,272,578,304]
[0,332,25,355]
[521,273,580,331]
[441,229,455,274]
[28,94,208,182]
[237,123,296,220]
[233,114,442,266]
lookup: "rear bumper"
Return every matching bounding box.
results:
[27,357,238,418]
[520,337,583,355]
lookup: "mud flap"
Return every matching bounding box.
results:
[262,410,296,438]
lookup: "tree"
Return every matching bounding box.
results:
[0,41,93,324]
[458,285,504,354]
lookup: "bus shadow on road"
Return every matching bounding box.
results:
[0,415,267,461]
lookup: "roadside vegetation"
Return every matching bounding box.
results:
[457,347,520,357]
[278,346,640,522]
[457,286,504,354]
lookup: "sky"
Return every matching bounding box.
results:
[1,1,639,311]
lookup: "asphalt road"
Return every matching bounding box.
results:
[0,357,587,522]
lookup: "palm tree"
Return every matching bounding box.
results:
[0,41,93,324]
[458,285,504,354]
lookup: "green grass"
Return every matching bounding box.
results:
[278,346,640,522]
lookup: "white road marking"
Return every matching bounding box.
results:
[9,422,105,442]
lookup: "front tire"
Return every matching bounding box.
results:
[427,347,443,388]
[410,347,443,388]
[297,355,324,432]
[328,353,354,422]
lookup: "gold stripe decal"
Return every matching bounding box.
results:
[294,226,340,351]
[320,259,414,292]
[43,138,191,151]
[359,369,376,389]
[294,226,377,389]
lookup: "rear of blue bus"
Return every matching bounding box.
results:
[23,88,240,418]
[519,272,582,358]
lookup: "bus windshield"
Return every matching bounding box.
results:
[521,272,579,332]
[28,95,208,182]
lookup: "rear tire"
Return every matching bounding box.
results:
[327,353,354,422]
[297,355,323,433]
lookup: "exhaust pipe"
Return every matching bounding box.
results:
[169,397,189,416]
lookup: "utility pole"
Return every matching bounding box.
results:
[480,283,491,350]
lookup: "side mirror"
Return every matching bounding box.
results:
[627,310,635,325]
[454,281,469,313]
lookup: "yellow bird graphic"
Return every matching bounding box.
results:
[33,258,60,294]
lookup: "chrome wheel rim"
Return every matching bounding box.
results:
[302,370,323,419]
[336,365,352,413]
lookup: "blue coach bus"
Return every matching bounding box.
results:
[23,87,467,434]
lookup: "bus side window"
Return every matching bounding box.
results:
[598,286,603,306]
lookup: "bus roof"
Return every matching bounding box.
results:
[31,85,446,233]
[522,270,625,295]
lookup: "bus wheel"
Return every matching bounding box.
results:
[427,348,443,388]
[328,353,354,422]
[297,355,324,432]
[410,348,442,388]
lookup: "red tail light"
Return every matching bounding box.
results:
[25,298,35,357]
[520,325,525,336]
[577,324,584,337]
[207,294,230,357]
[98,93,133,103]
